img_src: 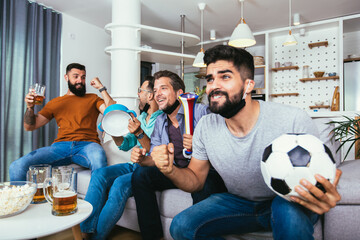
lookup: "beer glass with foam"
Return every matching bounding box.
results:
[43,167,77,216]
[27,164,51,204]
[29,83,46,105]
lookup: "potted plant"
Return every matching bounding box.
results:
[328,115,360,160]
[195,86,207,104]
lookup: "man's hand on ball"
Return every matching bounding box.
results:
[151,143,174,174]
[291,169,342,215]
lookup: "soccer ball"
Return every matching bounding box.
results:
[261,133,336,201]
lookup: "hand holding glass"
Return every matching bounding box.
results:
[29,83,46,105]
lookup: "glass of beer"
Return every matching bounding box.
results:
[26,164,51,204]
[43,168,77,216]
[29,83,46,105]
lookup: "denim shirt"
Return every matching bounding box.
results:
[149,104,210,153]
[118,110,163,151]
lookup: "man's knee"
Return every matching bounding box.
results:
[88,149,107,170]
[132,166,158,182]
[109,176,132,200]
[90,167,108,184]
[9,158,28,181]
[271,197,316,238]
[131,167,150,186]
[170,212,189,239]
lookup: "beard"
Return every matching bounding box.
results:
[208,88,245,119]
[68,81,86,97]
[162,99,180,115]
[140,103,150,114]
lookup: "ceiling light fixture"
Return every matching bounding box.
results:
[283,0,297,46]
[228,0,256,48]
[193,3,207,68]
[293,13,300,26]
[210,29,216,40]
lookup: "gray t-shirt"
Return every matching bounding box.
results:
[192,101,319,201]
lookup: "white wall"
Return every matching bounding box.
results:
[61,14,111,96]
[343,30,360,59]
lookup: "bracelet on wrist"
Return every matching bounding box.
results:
[99,86,107,93]
[135,130,145,139]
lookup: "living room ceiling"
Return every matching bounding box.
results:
[33,0,360,52]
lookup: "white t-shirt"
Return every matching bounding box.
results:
[192,101,319,201]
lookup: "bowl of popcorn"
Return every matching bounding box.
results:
[0,181,37,218]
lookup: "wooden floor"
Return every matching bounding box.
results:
[39,225,142,240]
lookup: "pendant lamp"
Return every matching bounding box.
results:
[193,3,207,68]
[283,0,297,46]
[229,0,256,48]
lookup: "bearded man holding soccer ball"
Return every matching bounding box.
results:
[150,44,342,240]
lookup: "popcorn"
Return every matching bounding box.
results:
[0,183,36,217]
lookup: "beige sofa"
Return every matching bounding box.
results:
[74,118,360,240]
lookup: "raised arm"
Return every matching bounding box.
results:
[24,92,49,131]
[90,77,116,114]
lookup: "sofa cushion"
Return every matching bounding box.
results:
[160,189,193,219]
[324,205,360,240]
[313,118,341,166]
[336,160,360,204]
[102,139,132,166]
[77,169,92,198]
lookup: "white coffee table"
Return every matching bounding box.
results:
[0,199,92,240]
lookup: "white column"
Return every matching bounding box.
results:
[108,0,141,112]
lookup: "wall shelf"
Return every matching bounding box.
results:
[271,66,299,72]
[270,93,299,97]
[344,57,360,62]
[308,41,329,49]
[105,46,195,65]
[309,105,331,109]
[104,23,199,65]
[105,23,200,47]
[299,76,339,82]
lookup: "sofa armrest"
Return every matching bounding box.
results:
[336,160,360,204]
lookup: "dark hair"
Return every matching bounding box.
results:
[144,75,155,91]
[204,45,254,82]
[66,63,86,74]
[153,70,185,92]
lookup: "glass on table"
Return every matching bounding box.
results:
[26,164,51,204]
[43,168,78,216]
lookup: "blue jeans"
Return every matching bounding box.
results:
[170,193,319,240]
[9,141,107,181]
[80,162,139,240]
[131,166,227,240]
